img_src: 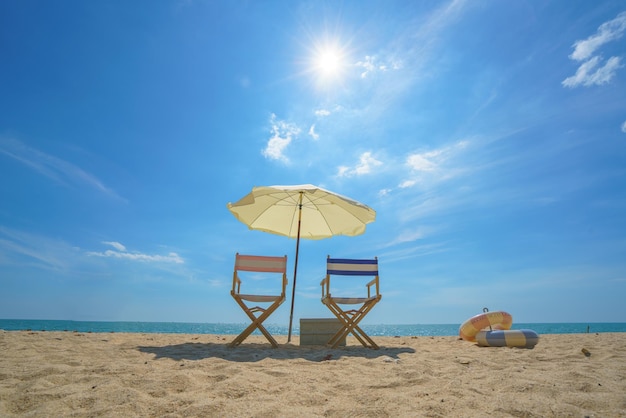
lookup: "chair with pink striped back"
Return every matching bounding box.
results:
[230,253,288,348]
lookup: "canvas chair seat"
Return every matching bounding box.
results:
[320,256,381,349]
[330,296,378,304]
[237,294,282,303]
[230,253,287,348]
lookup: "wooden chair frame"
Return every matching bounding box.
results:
[320,256,381,349]
[230,253,287,348]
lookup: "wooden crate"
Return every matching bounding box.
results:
[299,318,346,346]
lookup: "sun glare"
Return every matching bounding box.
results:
[317,49,342,76]
[311,43,347,83]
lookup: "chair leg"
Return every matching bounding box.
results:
[230,313,278,348]
[230,297,283,348]
[325,302,369,348]
[330,309,377,349]
[324,299,379,349]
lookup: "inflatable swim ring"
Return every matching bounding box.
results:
[459,311,512,342]
[476,329,539,348]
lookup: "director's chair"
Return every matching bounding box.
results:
[230,253,287,348]
[320,256,381,349]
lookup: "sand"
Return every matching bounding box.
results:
[1,330,624,417]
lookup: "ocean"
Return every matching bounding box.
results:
[1,319,625,336]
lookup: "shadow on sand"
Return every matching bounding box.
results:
[138,339,416,362]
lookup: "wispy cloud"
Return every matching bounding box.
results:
[262,114,301,163]
[355,55,402,79]
[406,153,438,172]
[399,180,416,189]
[336,151,383,177]
[378,188,392,197]
[0,228,193,289]
[0,226,73,271]
[87,241,184,264]
[562,56,623,88]
[308,124,319,140]
[569,12,626,61]
[0,137,124,201]
[563,11,626,88]
[399,140,470,188]
[397,194,456,223]
[377,242,450,263]
[102,241,126,251]
[621,120,626,133]
[384,226,436,246]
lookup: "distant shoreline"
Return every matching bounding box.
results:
[1,318,625,336]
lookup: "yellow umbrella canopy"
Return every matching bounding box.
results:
[227,184,376,341]
[228,184,375,239]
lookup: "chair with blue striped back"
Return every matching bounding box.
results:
[320,256,381,349]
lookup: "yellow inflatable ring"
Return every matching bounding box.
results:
[476,329,539,348]
[459,311,512,342]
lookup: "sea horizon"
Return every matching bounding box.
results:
[2,319,625,337]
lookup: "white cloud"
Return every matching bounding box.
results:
[622,120,626,133]
[308,124,319,140]
[262,114,301,162]
[355,152,382,174]
[0,137,123,201]
[562,56,623,87]
[563,12,626,88]
[395,140,470,191]
[406,141,467,172]
[356,56,380,78]
[87,242,184,264]
[315,109,330,117]
[103,241,126,251]
[406,153,438,172]
[336,151,383,177]
[570,12,626,61]
[263,136,291,162]
[590,56,624,84]
[386,227,434,246]
[355,55,401,79]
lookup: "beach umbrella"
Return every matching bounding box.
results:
[227,184,376,342]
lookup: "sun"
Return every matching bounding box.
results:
[311,43,347,82]
[298,32,352,89]
[316,48,342,77]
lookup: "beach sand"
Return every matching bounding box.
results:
[1,330,624,417]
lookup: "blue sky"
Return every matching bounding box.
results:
[1,1,625,326]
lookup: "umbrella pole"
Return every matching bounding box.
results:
[287,193,303,343]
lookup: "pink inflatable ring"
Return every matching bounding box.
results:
[459,311,513,342]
